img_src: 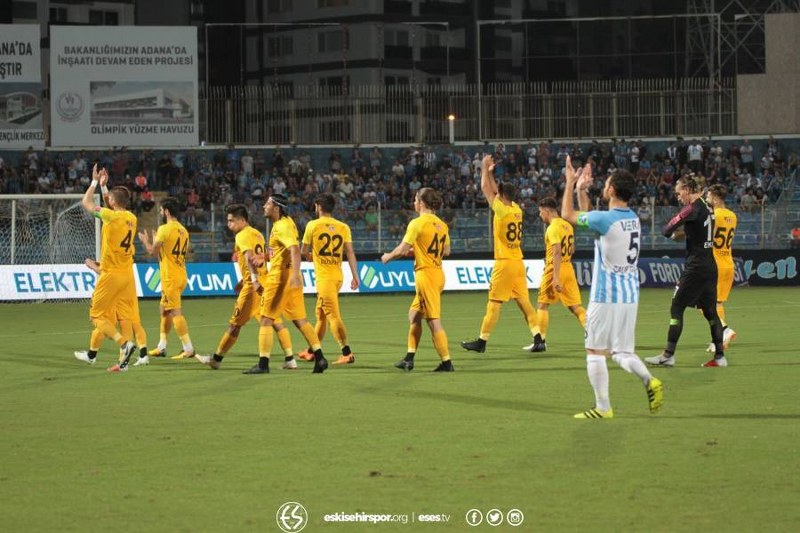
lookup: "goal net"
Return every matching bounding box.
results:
[0,194,100,302]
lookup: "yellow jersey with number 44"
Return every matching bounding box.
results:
[155,220,189,283]
[712,207,737,268]
[492,197,523,260]
[302,216,352,283]
[94,207,137,271]
[403,213,449,271]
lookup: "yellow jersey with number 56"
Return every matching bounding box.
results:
[302,216,352,283]
[94,207,137,271]
[402,213,449,271]
[712,207,737,268]
[155,220,189,283]
[492,197,523,260]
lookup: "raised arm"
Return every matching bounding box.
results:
[577,161,593,212]
[480,153,498,203]
[81,164,101,213]
[561,155,579,225]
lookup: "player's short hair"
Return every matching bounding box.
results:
[418,187,443,210]
[160,197,181,218]
[109,186,130,208]
[537,197,558,211]
[677,173,706,193]
[498,182,516,201]
[707,184,727,200]
[226,203,249,222]
[608,169,635,202]
[315,192,337,214]
[269,193,290,218]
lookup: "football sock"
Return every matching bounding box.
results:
[139,347,147,358]
[313,348,324,363]
[314,307,327,341]
[90,328,104,351]
[612,352,652,386]
[275,326,293,357]
[432,329,451,361]
[284,355,294,362]
[297,322,322,351]
[342,345,352,356]
[330,315,349,349]
[212,354,224,363]
[407,322,422,353]
[256,356,269,371]
[517,297,540,334]
[586,354,611,412]
[701,306,725,357]
[258,325,274,358]
[173,315,193,353]
[716,303,727,327]
[135,324,147,349]
[666,308,684,355]
[479,300,502,340]
[94,318,123,345]
[88,350,98,360]
[404,352,416,362]
[538,308,550,339]
[575,306,587,328]
[216,331,237,356]
[159,314,173,348]
[119,319,133,343]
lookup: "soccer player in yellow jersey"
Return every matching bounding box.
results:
[244,193,329,374]
[461,153,543,354]
[74,165,138,372]
[196,204,296,370]
[298,192,360,365]
[136,197,196,365]
[706,185,738,352]
[382,188,453,372]
[529,196,587,351]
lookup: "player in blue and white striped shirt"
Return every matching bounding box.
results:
[561,156,663,419]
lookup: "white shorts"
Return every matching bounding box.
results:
[585,301,638,354]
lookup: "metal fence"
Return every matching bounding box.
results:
[202,78,737,146]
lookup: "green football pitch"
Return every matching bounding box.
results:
[0,288,798,532]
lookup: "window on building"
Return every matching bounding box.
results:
[13,1,37,19]
[385,29,410,47]
[318,30,347,53]
[267,36,293,58]
[267,0,293,13]
[385,76,409,86]
[319,76,349,88]
[89,10,119,25]
[317,0,349,7]
[425,32,442,47]
[49,6,68,22]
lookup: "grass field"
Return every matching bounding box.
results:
[0,288,798,532]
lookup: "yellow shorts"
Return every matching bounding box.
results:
[90,269,135,322]
[537,263,582,307]
[717,264,734,303]
[160,277,187,311]
[260,274,308,321]
[230,283,261,326]
[316,279,343,317]
[488,259,529,302]
[410,268,445,319]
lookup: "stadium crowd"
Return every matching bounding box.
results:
[0,136,796,233]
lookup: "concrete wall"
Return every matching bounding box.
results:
[737,13,800,135]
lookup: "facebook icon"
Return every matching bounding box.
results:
[465,509,483,526]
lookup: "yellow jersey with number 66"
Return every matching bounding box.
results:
[235,226,268,287]
[712,207,737,269]
[94,207,137,271]
[492,197,523,260]
[302,216,352,283]
[155,220,189,283]
[544,218,575,266]
[403,213,449,271]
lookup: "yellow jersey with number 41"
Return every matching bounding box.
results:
[94,207,137,271]
[302,216,352,283]
[712,207,737,268]
[155,220,189,283]
[492,197,523,260]
[402,213,449,271]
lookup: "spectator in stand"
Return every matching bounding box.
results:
[241,150,254,177]
[740,139,754,174]
[739,188,756,213]
[687,139,703,173]
[370,146,383,174]
[791,227,800,248]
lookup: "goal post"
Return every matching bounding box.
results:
[0,194,101,301]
